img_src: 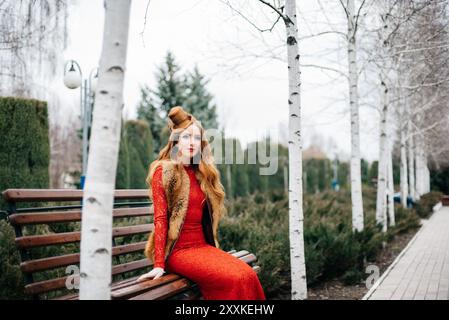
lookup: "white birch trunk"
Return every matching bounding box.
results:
[422,156,428,193]
[400,121,408,207]
[407,121,416,201]
[397,55,409,208]
[79,0,131,300]
[376,77,388,230]
[414,136,422,200]
[387,144,395,227]
[415,141,429,196]
[421,159,428,194]
[415,146,422,200]
[285,0,307,300]
[421,151,429,194]
[347,0,364,232]
[424,162,431,193]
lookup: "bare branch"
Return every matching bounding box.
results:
[139,0,152,47]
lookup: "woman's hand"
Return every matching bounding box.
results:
[136,267,166,282]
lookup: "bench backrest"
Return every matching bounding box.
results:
[2,189,152,299]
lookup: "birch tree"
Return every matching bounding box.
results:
[374,4,394,230]
[375,75,389,230]
[387,141,395,226]
[340,0,365,232]
[219,0,373,232]
[79,0,132,300]
[398,0,449,201]
[220,0,308,300]
[398,85,409,208]
[407,123,416,200]
[398,88,409,206]
[283,0,308,300]
[369,0,438,216]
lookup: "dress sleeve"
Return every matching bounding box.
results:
[152,165,168,269]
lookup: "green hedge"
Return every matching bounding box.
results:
[0,96,50,299]
[116,119,153,189]
[0,96,50,210]
[414,191,443,218]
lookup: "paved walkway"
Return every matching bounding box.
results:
[363,205,449,300]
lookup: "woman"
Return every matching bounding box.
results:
[136,106,266,300]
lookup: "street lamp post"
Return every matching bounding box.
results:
[63,60,98,189]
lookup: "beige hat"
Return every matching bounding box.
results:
[167,106,197,131]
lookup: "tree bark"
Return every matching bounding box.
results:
[387,143,395,227]
[347,0,364,232]
[79,0,132,300]
[407,120,416,201]
[376,76,388,231]
[400,120,408,207]
[285,0,308,300]
[414,135,422,200]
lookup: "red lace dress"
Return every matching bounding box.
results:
[151,164,266,300]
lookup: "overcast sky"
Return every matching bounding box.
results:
[63,0,380,162]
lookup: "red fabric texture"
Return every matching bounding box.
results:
[151,164,266,300]
[151,165,169,269]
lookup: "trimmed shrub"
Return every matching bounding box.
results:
[0,97,50,210]
[414,191,443,218]
[0,96,50,299]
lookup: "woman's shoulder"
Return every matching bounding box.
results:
[153,164,163,177]
[149,159,179,181]
[151,159,177,172]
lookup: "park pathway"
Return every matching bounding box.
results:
[363,205,449,300]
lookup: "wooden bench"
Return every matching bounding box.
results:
[1,188,260,300]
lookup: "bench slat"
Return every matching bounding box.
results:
[130,278,193,300]
[112,258,151,275]
[31,251,256,297]
[9,207,153,225]
[25,257,152,295]
[168,286,203,300]
[129,265,260,300]
[54,266,261,300]
[166,265,260,301]
[2,189,148,202]
[111,251,255,299]
[16,224,153,249]
[52,274,153,300]
[21,241,147,273]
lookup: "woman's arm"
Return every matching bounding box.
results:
[152,165,168,269]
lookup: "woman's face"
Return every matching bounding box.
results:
[177,124,202,164]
